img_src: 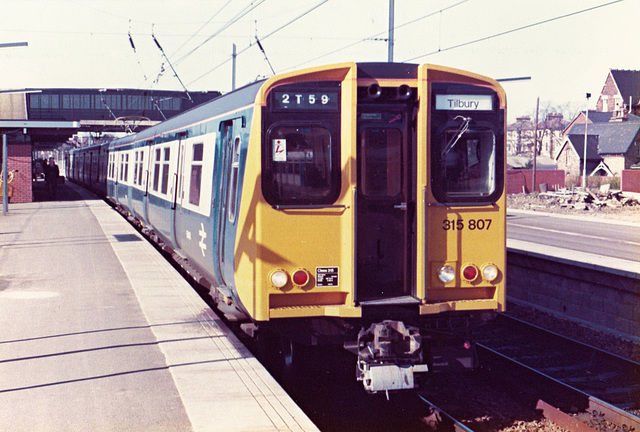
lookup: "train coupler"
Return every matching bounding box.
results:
[345,320,428,394]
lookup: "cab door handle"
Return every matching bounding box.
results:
[394,202,407,210]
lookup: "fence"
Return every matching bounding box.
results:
[621,170,640,193]
[506,169,565,194]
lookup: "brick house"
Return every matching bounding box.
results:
[596,69,640,117]
[555,134,600,176]
[555,69,640,177]
[556,116,640,176]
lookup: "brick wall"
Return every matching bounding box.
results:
[622,169,640,193]
[4,143,33,203]
[596,72,618,112]
[507,250,640,340]
[506,169,565,194]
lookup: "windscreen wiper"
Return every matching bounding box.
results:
[441,115,471,159]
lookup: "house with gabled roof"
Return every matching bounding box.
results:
[555,69,640,178]
[556,114,640,176]
[597,69,640,116]
[563,111,613,134]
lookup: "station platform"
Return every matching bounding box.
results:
[0,182,319,432]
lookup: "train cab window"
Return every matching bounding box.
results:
[360,127,402,197]
[188,143,203,205]
[432,118,497,202]
[263,124,337,205]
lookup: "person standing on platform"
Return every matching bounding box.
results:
[44,158,60,199]
[0,170,15,203]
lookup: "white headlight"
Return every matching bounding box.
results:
[270,270,288,288]
[482,264,499,282]
[438,265,455,284]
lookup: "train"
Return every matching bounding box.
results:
[66,62,506,394]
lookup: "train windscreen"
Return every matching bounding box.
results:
[262,81,341,206]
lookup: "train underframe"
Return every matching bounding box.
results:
[256,306,496,395]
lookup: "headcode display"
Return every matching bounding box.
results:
[273,91,339,111]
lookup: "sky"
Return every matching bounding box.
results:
[1,0,638,122]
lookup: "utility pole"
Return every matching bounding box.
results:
[582,93,591,189]
[532,97,539,193]
[1,41,28,215]
[2,134,7,215]
[232,44,237,91]
[388,0,394,62]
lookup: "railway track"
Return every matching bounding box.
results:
[474,313,640,431]
[475,314,640,411]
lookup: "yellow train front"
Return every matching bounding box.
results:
[234,62,506,393]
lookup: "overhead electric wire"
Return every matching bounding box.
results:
[403,0,624,62]
[189,0,622,89]
[187,0,330,86]
[259,0,329,41]
[173,0,268,66]
[287,0,471,70]
[169,0,234,58]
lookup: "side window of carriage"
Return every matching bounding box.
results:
[152,148,161,192]
[189,142,204,206]
[151,145,171,195]
[119,151,130,183]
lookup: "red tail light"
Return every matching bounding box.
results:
[292,269,309,286]
[463,265,478,281]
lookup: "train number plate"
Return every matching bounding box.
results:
[316,267,339,287]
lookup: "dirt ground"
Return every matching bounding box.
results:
[507,190,640,223]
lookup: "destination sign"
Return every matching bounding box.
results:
[273,91,339,111]
[435,94,493,111]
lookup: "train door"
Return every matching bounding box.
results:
[172,134,186,248]
[142,140,152,223]
[88,152,93,188]
[215,118,243,286]
[356,103,416,303]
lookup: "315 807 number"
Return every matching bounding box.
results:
[442,219,492,231]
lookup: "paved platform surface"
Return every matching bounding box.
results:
[0,183,318,432]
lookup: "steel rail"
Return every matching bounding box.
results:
[496,312,640,366]
[417,394,476,432]
[477,343,640,431]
